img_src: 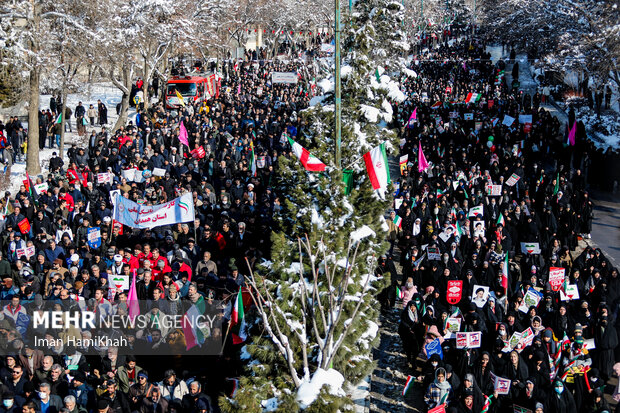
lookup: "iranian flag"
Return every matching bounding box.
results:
[465,93,481,103]
[402,375,415,396]
[501,254,509,292]
[393,215,402,228]
[231,287,247,345]
[396,286,404,300]
[430,102,442,109]
[287,136,326,172]
[363,143,390,191]
[497,214,505,227]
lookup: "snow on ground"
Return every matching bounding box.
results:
[296,368,345,409]
[3,82,135,196]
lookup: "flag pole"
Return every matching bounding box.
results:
[220,318,232,356]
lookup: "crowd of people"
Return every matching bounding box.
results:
[386,35,619,412]
[0,23,617,413]
[0,45,323,411]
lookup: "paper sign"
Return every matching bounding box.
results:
[427,247,441,261]
[503,115,516,126]
[449,111,459,119]
[518,288,543,313]
[97,173,112,184]
[471,285,490,308]
[153,168,166,177]
[509,332,522,349]
[549,267,565,292]
[584,338,596,350]
[486,184,502,196]
[560,284,580,301]
[505,173,521,186]
[512,406,533,413]
[87,227,101,249]
[489,371,511,395]
[464,113,473,120]
[110,275,129,291]
[468,205,484,217]
[518,114,533,124]
[34,183,48,195]
[456,332,481,349]
[446,317,461,332]
[475,121,482,131]
[425,338,443,360]
[520,242,541,255]
[25,246,36,258]
[108,287,117,301]
[438,231,451,243]
[272,72,298,84]
[518,327,535,348]
[394,199,403,210]
[446,280,463,305]
[16,248,26,259]
[523,123,532,134]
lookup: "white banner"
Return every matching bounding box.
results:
[272,72,298,84]
[113,192,195,229]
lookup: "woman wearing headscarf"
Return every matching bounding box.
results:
[551,304,574,339]
[505,350,529,400]
[456,373,484,412]
[398,300,422,367]
[594,315,618,381]
[424,367,452,409]
[547,379,577,413]
[472,352,495,395]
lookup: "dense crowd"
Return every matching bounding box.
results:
[387,36,619,413]
[0,53,321,412]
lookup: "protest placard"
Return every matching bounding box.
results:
[549,267,565,292]
[505,173,521,186]
[486,184,502,196]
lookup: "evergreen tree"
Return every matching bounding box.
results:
[220,1,408,411]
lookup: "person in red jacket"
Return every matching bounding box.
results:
[58,188,75,212]
[123,247,140,272]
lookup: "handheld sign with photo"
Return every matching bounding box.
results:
[471,285,490,308]
[456,332,482,349]
[548,268,566,292]
[446,280,463,305]
[489,371,511,395]
[464,113,474,120]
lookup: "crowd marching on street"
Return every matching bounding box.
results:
[387,33,620,413]
[0,23,616,413]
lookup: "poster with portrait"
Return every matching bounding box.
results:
[473,220,485,238]
[471,285,490,308]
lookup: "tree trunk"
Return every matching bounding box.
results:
[143,57,150,110]
[26,68,41,175]
[59,87,68,159]
[113,92,129,132]
[111,64,132,132]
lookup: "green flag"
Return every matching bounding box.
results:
[553,173,559,195]
[375,68,381,82]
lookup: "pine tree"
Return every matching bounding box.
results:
[219,1,408,411]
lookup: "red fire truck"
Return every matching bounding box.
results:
[165,74,220,109]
